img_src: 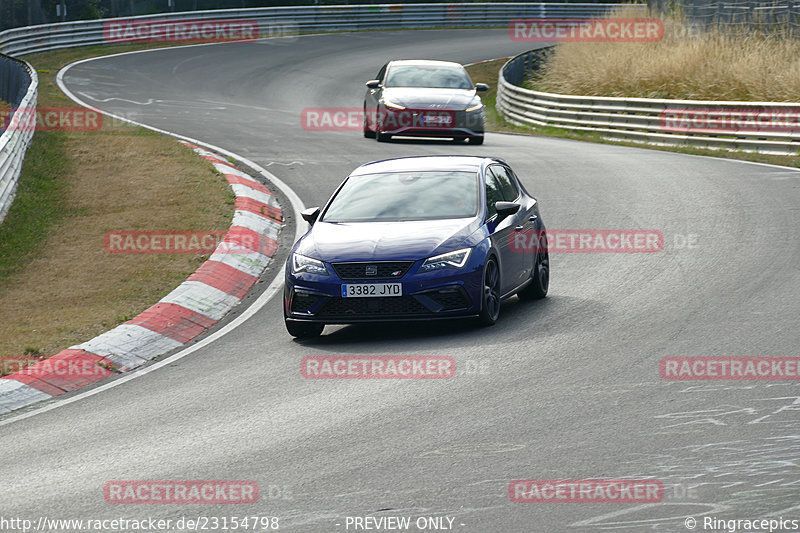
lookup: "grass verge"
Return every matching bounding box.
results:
[0,45,235,370]
[465,59,800,169]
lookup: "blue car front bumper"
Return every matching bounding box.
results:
[284,258,484,324]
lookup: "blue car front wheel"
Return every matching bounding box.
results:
[477,257,501,326]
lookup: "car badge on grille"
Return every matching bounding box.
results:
[390,270,402,277]
[365,265,378,276]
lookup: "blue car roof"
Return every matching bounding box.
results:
[350,156,500,176]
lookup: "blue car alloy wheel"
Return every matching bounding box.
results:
[283,155,548,338]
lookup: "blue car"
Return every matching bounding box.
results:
[283,155,549,338]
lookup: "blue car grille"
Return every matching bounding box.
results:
[317,296,428,317]
[332,261,414,280]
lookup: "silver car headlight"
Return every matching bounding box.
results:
[292,253,328,275]
[418,248,472,273]
[465,103,484,112]
[383,98,406,110]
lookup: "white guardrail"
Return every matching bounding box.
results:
[0,55,37,224]
[0,3,629,56]
[497,46,800,155]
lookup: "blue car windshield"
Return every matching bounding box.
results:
[385,65,473,89]
[321,171,479,222]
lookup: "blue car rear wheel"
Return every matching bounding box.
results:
[520,235,549,300]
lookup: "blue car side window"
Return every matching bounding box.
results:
[485,171,504,220]
[490,166,520,201]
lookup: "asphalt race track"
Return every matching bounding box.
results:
[2,29,799,532]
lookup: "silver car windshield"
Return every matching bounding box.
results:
[385,65,473,89]
[322,171,479,222]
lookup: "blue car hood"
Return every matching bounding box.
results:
[297,218,479,263]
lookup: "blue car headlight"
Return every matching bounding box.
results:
[292,253,328,275]
[418,248,472,273]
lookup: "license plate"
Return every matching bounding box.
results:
[342,283,402,298]
[421,114,452,126]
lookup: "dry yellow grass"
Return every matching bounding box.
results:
[533,7,800,101]
[466,56,800,169]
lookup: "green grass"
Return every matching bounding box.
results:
[0,131,72,286]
